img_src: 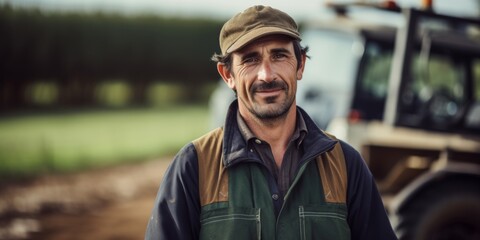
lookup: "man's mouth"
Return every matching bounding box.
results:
[251,81,286,97]
[255,88,283,98]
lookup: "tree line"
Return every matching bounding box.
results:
[0,4,223,111]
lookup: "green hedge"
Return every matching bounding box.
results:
[0,4,224,109]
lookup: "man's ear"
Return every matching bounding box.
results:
[296,53,307,80]
[217,63,236,90]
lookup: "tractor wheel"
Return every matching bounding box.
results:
[395,182,480,240]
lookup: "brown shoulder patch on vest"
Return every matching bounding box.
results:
[192,128,229,206]
[317,133,348,204]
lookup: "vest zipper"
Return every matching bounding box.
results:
[274,141,336,238]
[274,156,314,238]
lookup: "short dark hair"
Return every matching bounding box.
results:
[211,40,309,75]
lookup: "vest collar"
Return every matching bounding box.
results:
[221,100,338,168]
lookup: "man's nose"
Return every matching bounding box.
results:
[257,60,275,82]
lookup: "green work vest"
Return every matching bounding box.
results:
[193,128,351,240]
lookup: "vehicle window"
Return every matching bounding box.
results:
[465,58,480,130]
[474,59,480,100]
[352,40,394,120]
[361,43,393,99]
[414,53,465,103]
[400,52,468,129]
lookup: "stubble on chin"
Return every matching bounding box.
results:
[240,79,295,121]
[248,94,293,120]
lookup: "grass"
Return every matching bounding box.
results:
[0,105,211,178]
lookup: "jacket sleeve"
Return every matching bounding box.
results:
[342,141,398,240]
[145,143,201,240]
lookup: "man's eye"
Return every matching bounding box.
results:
[273,53,287,60]
[243,57,259,64]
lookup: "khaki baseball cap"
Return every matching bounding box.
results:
[219,5,301,55]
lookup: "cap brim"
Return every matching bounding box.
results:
[225,26,300,54]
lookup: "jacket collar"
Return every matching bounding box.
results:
[222,100,338,168]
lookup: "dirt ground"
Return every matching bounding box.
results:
[0,157,172,240]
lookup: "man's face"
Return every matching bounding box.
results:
[220,35,305,121]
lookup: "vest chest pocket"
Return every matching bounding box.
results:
[200,207,261,240]
[299,204,351,240]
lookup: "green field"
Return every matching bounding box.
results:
[0,105,211,178]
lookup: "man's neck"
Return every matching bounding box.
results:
[239,105,297,166]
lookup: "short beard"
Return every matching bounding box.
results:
[249,98,292,120]
[246,80,294,121]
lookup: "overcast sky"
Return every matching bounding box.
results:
[1,0,479,20]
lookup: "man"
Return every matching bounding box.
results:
[146,5,397,240]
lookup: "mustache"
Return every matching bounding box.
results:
[251,80,287,92]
